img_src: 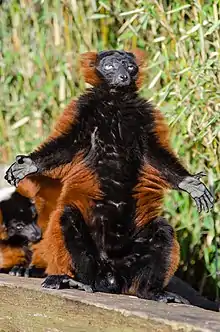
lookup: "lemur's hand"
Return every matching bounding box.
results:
[178,172,214,213]
[4,155,38,187]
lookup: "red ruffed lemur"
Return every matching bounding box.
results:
[0,187,41,276]
[5,50,215,306]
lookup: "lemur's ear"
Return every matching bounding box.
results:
[131,48,146,66]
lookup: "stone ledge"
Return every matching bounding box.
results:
[0,274,219,332]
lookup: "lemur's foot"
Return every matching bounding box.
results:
[41,274,93,292]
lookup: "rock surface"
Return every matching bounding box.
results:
[0,274,220,332]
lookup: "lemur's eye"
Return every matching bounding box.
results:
[16,224,24,230]
[104,64,113,70]
[128,64,134,71]
[107,272,113,278]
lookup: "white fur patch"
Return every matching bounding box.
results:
[0,187,16,203]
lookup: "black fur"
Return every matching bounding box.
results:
[60,205,123,294]
[0,191,40,243]
[59,205,176,298]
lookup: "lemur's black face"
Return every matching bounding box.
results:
[6,219,41,243]
[96,51,138,88]
[0,191,41,243]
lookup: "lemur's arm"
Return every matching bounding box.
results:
[144,109,214,212]
[5,101,83,186]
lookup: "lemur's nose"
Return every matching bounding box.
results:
[119,74,128,82]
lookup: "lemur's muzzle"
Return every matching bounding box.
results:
[112,65,131,87]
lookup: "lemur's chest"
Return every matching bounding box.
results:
[89,102,142,152]
[77,104,141,200]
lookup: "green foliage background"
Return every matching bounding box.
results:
[0,0,219,298]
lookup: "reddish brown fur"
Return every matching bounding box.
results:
[164,237,180,287]
[133,108,178,227]
[19,177,62,230]
[30,245,47,269]
[0,244,28,269]
[133,164,170,227]
[132,106,180,287]
[80,52,100,86]
[22,153,102,275]
[17,177,40,199]
[41,152,102,274]
[153,109,172,151]
[0,210,7,240]
[17,177,62,271]
[39,208,73,275]
[131,48,146,88]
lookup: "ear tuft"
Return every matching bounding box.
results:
[131,48,146,67]
[80,52,97,68]
[130,48,146,88]
[80,52,101,86]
